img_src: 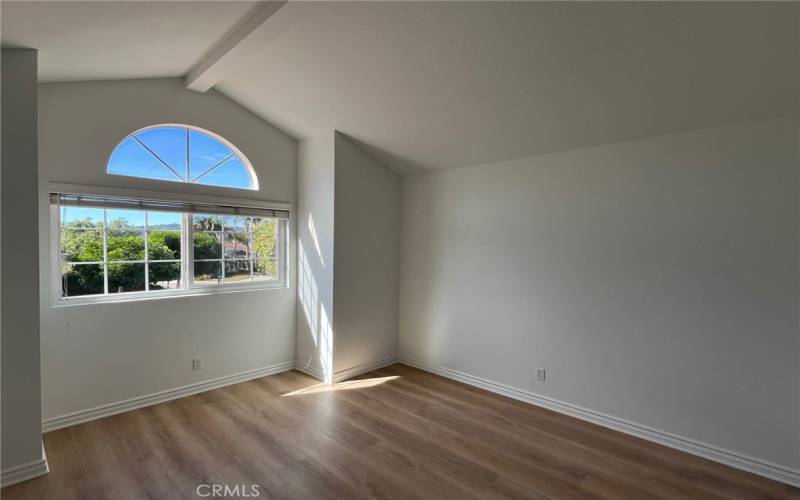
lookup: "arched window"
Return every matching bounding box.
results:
[107,125,258,190]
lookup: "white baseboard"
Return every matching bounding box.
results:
[41,356,398,433]
[295,362,325,381]
[39,353,796,487]
[1,443,49,488]
[332,355,398,383]
[398,355,800,488]
[42,361,296,432]
[294,356,398,384]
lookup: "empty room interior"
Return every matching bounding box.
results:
[1,1,800,498]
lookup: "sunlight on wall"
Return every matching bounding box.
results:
[299,242,318,335]
[318,304,333,383]
[307,213,324,267]
[282,376,400,396]
[298,240,333,383]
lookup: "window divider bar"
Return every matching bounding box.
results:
[186,128,190,182]
[190,153,235,183]
[102,209,109,295]
[185,213,193,291]
[144,211,149,293]
[220,218,226,284]
[131,135,185,182]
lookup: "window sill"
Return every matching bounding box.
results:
[52,281,290,308]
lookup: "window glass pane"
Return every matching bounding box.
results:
[223,216,247,230]
[61,229,103,262]
[108,137,182,182]
[251,218,277,261]
[193,261,222,286]
[253,259,278,282]
[147,211,182,230]
[61,206,104,228]
[224,260,251,283]
[62,264,104,297]
[148,211,182,261]
[194,232,222,260]
[193,214,223,232]
[107,230,145,261]
[108,263,146,293]
[148,229,181,260]
[135,127,188,180]
[106,209,145,230]
[195,156,253,189]
[224,231,249,259]
[188,129,233,181]
[149,262,181,290]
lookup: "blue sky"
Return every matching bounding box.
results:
[107,127,253,190]
[62,207,182,228]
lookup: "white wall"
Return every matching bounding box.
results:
[295,131,400,382]
[38,78,297,419]
[333,133,399,377]
[399,117,800,469]
[797,4,800,471]
[296,132,336,381]
[2,49,45,474]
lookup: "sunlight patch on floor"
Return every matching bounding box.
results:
[282,376,400,396]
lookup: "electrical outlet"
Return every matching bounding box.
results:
[193,357,204,371]
[535,367,546,382]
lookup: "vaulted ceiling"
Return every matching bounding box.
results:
[1,1,257,82]
[2,1,797,173]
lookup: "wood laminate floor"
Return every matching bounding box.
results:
[2,364,798,499]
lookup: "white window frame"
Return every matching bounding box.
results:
[107,123,260,191]
[50,184,290,306]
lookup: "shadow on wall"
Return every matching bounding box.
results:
[298,213,333,383]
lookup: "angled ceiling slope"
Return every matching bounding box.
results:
[215,2,797,173]
[3,2,797,173]
[0,1,258,82]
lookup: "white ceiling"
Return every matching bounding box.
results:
[2,2,797,173]
[1,1,257,82]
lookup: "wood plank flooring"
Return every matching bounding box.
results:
[2,364,798,499]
